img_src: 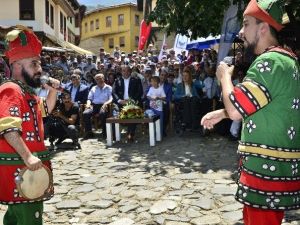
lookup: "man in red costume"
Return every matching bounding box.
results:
[0,25,59,225]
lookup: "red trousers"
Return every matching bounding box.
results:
[243,205,284,225]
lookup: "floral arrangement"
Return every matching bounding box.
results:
[119,99,144,119]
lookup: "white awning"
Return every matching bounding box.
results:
[63,41,95,56]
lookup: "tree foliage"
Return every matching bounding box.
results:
[147,0,300,40]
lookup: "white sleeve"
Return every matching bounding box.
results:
[147,87,153,97]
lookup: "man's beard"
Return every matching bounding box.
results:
[243,34,259,64]
[22,68,42,88]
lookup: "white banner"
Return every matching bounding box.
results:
[173,34,190,56]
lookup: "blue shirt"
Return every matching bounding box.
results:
[88,84,112,104]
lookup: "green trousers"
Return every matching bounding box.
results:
[3,202,43,225]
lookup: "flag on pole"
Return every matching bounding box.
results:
[158,33,166,61]
[138,19,152,51]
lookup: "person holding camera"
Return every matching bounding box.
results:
[44,91,80,149]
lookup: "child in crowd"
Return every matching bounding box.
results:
[147,76,166,134]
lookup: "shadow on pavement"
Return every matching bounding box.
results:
[110,127,239,175]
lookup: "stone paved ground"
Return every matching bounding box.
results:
[1,130,300,225]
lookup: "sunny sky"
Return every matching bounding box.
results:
[78,0,136,6]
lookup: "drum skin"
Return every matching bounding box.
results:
[0,82,54,204]
[16,164,53,201]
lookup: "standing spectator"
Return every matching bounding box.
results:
[76,55,86,72]
[202,65,219,114]
[159,68,173,136]
[84,55,96,74]
[202,1,300,224]
[55,54,69,75]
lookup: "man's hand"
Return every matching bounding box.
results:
[85,104,92,109]
[216,62,234,81]
[119,100,127,105]
[101,104,107,112]
[201,109,228,130]
[52,110,61,117]
[43,77,60,90]
[23,154,43,171]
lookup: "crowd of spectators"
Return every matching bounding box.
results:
[0,44,249,147]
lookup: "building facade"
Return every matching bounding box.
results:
[0,0,81,47]
[80,3,143,54]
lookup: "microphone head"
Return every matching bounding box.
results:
[222,56,234,66]
[40,74,49,85]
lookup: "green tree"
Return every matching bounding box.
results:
[147,0,300,41]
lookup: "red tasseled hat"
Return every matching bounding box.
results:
[244,0,284,32]
[5,25,42,64]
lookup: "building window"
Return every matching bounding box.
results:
[135,36,139,47]
[135,15,140,26]
[85,22,88,33]
[119,37,125,47]
[95,19,99,29]
[69,17,73,24]
[118,14,124,26]
[60,12,63,34]
[90,20,94,31]
[45,0,49,24]
[109,38,114,49]
[20,0,35,20]
[50,4,54,28]
[64,16,67,39]
[106,16,112,27]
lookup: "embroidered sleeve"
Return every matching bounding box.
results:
[229,53,284,118]
[230,81,271,118]
[0,84,23,134]
[39,97,49,118]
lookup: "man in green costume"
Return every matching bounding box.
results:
[201,0,300,224]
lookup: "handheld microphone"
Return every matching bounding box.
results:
[222,56,234,66]
[40,75,64,92]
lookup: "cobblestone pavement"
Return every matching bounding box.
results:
[1,131,300,225]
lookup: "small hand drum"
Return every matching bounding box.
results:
[15,165,53,200]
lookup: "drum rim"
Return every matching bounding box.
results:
[16,164,53,201]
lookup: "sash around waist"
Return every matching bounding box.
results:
[0,150,50,165]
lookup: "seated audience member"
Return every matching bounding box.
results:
[112,65,143,142]
[44,91,81,149]
[174,67,202,130]
[147,76,166,134]
[65,69,89,104]
[83,73,113,139]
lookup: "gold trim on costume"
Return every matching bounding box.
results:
[0,117,22,133]
[238,144,300,159]
[39,98,49,118]
[242,81,269,108]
